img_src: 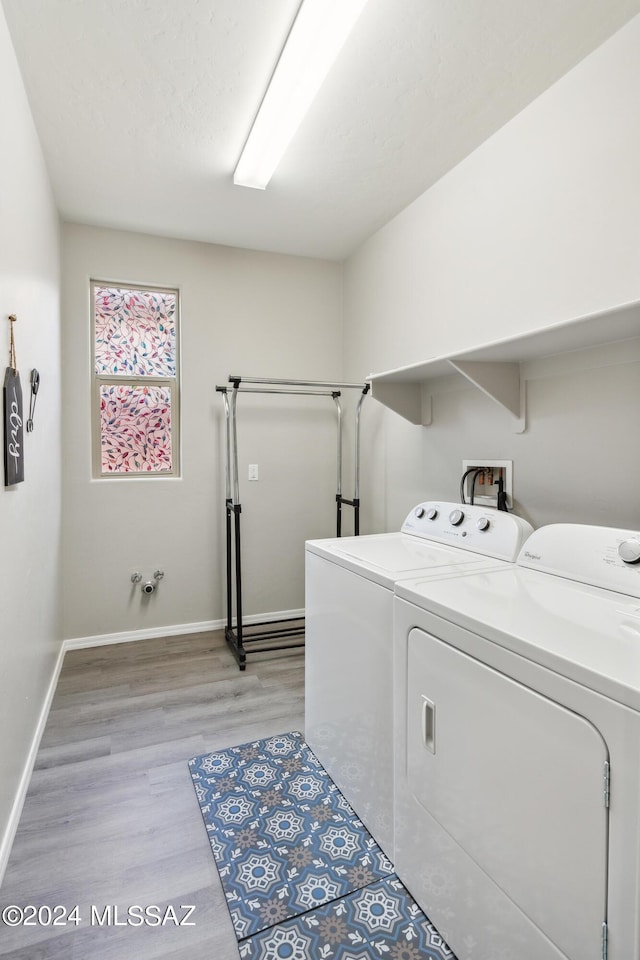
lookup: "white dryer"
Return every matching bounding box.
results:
[394,523,640,960]
[305,501,533,860]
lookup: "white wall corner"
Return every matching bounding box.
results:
[0,646,66,889]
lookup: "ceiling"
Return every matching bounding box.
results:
[3,0,640,261]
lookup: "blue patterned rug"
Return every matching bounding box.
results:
[239,875,454,960]
[189,731,455,959]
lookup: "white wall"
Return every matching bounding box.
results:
[0,7,61,881]
[62,225,345,642]
[344,15,640,532]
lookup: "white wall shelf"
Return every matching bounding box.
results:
[368,299,640,432]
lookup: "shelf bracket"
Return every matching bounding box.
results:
[447,360,526,432]
[421,386,432,425]
[370,380,425,425]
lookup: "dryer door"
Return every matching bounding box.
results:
[402,627,609,960]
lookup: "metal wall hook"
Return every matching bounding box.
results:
[26,368,40,432]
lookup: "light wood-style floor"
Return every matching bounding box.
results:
[0,631,304,959]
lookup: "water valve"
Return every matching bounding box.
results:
[132,570,164,595]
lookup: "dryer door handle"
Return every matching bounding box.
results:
[421,695,436,754]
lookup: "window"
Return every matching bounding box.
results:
[92,281,180,476]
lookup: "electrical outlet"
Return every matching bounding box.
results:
[248,464,259,481]
[462,459,513,508]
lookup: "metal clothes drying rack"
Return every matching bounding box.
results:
[217,375,369,670]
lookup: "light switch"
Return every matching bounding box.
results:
[248,464,259,481]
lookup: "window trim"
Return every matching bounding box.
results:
[91,279,181,479]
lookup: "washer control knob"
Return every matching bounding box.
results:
[477,517,491,532]
[426,508,438,520]
[414,506,425,518]
[449,509,464,527]
[618,538,640,564]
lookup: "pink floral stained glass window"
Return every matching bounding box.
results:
[100,384,172,473]
[94,285,176,376]
[93,282,179,477]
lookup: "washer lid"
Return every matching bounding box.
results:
[305,501,534,586]
[396,565,640,709]
[305,532,499,587]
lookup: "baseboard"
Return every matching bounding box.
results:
[0,642,66,889]
[63,608,305,651]
[63,619,222,650]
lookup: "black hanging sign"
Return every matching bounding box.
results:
[3,367,24,486]
[4,314,24,486]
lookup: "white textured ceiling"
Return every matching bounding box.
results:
[3,0,640,260]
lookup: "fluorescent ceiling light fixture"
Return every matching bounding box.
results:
[234,0,369,190]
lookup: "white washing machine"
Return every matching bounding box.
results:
[394,522,640,960]
[304,501,533,861]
